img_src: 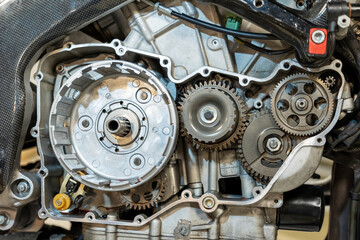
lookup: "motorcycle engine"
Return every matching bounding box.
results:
[9,0,352,238]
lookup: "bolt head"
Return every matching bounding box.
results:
[204,111,214,121]
[337,15,350,28]
[56,64,66,74]
[311,30,326,44]
[202,196,215,209]
[17,181,29,193]
[266,137,282,152]
[199,105,218,124]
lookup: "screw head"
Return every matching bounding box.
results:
[202,196,215,209]
[311,30,326,44]
[266,137,282,153]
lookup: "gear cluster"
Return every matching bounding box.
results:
[177,74,336,184]
[179,81,247,151]
[240,73,335,183]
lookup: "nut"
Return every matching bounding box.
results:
[266,137,282,152]
[337,15,350,29]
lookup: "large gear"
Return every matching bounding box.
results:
[237,110,297,184]
[120,173,166,210]
[179,81,247,151]
[270,73,334,137]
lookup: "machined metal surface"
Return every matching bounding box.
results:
[24,1,348,238]
[238,110,296,184]
[0,0,356,238]
[270,74,335,137]
[180,81,247,151]
[49,60,178,191]
[33,36,345,228]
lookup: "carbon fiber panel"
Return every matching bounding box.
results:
[0,0,129,192]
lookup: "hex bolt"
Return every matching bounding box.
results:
[200,105,218,124]
[311,30,326,44]
[0,215,7,226]
[55,64,66,75]
[202,196,215,209]
[17,181,29,194]
[204,110,214,121]
[266,137,282,153]
[337,15,351,29]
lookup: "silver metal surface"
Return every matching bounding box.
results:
[239,110,294,184]
[28,1,347,238]
[123,1,234,80]
[180,81,247,151]
[49,60,178,191]
[311,30,326,44]
[33,37,344,228]
[336,15,351,39]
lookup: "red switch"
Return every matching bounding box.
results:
[308,28,327,55]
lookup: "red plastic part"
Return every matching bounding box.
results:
[308,28,328,55]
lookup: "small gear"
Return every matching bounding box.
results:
[323,76,336,88]
[120,173,166,210]
[270,73,334,137]
[237,110,299,184]
[179,81,247,151]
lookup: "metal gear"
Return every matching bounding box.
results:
[179,81,247,151]
[270,73,334,137]
[237,110,298,184]
[323,76,336,88]
[120,173,166,210]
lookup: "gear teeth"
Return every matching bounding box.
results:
[179,80,248,151]
[238,110,291,184]
[120,173,166,210]
[270,73,335,137]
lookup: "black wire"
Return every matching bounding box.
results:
[170,11,279,40]
[234,36,294,55]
